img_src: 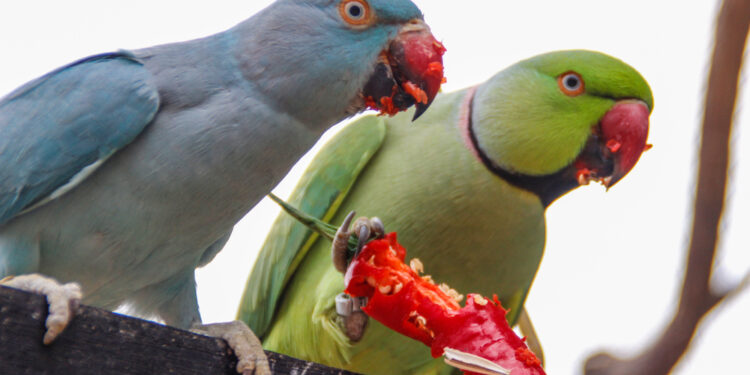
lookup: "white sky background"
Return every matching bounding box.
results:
[1,1,748,374]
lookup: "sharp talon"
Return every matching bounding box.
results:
[194,321,271,375]
[371,217,385,238]
[332,211,357,273]
[341,211,356,233]
[332,213,389,274]
[355,224,371,258]
[1,274,82,345]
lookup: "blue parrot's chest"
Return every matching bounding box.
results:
[0,84,326,312]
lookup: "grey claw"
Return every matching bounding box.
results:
[355,224,371,258]
[343,311,369,342]
[341,211,356,233]
[370,217,385,238]
[332,213,388,274]
[332,211,356,273]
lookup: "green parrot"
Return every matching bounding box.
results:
[238,50,653,375]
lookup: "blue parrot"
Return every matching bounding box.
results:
[0,1,442,373]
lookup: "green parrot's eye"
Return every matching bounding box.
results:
[558,72,585,96]
[339,0,373,26]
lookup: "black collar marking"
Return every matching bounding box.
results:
[464,92,581,207]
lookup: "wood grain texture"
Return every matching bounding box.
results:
[0,286,361,375]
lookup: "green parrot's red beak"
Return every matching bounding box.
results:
[362,19,446,120]
[574,100,651,188]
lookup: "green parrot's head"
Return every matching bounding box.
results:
[471,50,653,204]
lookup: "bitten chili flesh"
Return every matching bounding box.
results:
[344,233,545,375]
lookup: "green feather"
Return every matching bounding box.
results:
[474,50,652,175]
[237,116,386,338]
[239,50,653,375]
[252,90,545,373]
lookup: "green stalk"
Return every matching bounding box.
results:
[268,193,358,250]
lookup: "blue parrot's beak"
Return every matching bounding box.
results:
[362,19,445,121]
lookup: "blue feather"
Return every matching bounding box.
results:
[0,0,430,341]
[0,52,159,224]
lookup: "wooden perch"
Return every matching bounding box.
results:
[0,285,361,375]
[584,0,750,374]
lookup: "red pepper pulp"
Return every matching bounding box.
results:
[364,34,446,116]
[344,233,545,375]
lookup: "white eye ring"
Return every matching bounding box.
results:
[561,73,581,91]
[339,0,372,27]
[345,1,366,21]
[558,71,585,96]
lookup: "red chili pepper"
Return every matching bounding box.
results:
[344,233,545,375]
[364,95,400,116]
[606,139,622,154]
[426,62,445,81]
[403,81,430,105]
[365,35,446,117]
[364,96,380,112]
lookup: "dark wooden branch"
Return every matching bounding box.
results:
[0,286,360,375]
[583,0,750,374]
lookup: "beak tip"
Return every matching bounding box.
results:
[412,104,429,121]
[603,172,623,190]
[389,23,444,122]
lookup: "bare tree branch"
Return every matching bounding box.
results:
[583,0,750,374]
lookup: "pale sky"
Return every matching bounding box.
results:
[1,1,748,374]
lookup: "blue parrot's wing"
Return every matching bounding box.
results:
[237,116,386,338]
[0,52,159,225]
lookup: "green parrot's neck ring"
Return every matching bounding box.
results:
[459,88,580,207]
[459,86,482,162]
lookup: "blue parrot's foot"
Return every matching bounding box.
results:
[331,211,385,274]
[0,273,82,345]
[192,320,270,375]
[335,293,369,342]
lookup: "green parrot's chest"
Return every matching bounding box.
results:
[342,104,547,304]
[323,110,545,374]
[264,92,547,374]
[347,164,545,308]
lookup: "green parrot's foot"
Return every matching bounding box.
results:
[192,320,271,375]
[343,311,369,342]
[331,213,383,340]
[335,293,369,341]
[331,211,385,274]
[0,273,82,345]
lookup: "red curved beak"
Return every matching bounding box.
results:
[600,100,651,187]
[573,100,651,188]
[362,20,446,120]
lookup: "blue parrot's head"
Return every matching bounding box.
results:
[234,0,445,123]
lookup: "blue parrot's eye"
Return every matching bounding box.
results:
[558,72,585,96]
[340,0,372,26]
[347,3,363,18]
